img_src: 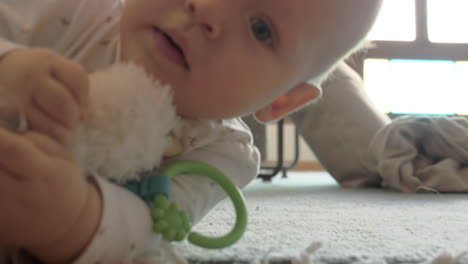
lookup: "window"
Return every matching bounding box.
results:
[356,0,468,116]
[364,59,468,115]
[427,0,468,43]
[367,0,416,42]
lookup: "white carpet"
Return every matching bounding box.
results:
[175,172,468,264]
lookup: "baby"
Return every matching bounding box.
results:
[0,0,382,263]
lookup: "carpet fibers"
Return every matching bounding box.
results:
[175,172,468,264]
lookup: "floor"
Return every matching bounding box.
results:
[176,171,468,264]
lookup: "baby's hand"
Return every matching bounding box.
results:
[0,48,89,145]
[0,127,101,263]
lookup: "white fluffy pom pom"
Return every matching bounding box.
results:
[72,63,179,182]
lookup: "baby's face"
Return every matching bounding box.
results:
[120,0,380,119]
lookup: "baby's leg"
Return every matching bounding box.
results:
[290,62,390,187]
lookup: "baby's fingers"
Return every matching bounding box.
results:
[32,79,80,129]
[24,131,65,157]
[0,128,45,180]
[0,168,25,245]
[26,102,71,146]
[50,59,89,111]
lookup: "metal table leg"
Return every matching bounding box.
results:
[258,119,300,181]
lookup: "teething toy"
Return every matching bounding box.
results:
[124,160,248,249]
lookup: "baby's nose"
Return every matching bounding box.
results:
[184,0,239,39]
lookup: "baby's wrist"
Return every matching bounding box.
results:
[28,180,103,263]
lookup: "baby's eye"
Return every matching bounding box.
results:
[251,18,273,45]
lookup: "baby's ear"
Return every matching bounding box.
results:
[254,82,321,123]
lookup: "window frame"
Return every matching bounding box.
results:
[349,0,468,117]
[352,0,468,75]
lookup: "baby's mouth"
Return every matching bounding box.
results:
[153,27,189,70]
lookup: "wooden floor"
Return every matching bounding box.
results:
[262,161,324,171]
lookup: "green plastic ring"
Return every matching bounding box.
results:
[161,160,248,249]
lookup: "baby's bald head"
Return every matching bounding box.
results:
[290,0,383,85]
[255,0,382,122]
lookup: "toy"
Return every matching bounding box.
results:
[76,63,247,249]
[73,63,178,182]
[1,63,248,249]
[124,160,247,249]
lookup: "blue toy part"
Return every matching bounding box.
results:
[124,174,171,202]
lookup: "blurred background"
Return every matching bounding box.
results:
[257,0,468,175]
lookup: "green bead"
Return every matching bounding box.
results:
[151,197,196,242]
[175,230,186,241]
[168,214,181,226]
[152,208,165,219]
[154,195,169,209]
[184,222,191,231]
[154,221,168,232]
[164,228,176,241]
[168,202,178,211]
[181,212,189,224]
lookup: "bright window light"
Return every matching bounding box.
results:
[364,59,392,113]
[454,62,468,114]
[364,59,468,115]
[366,0,416,41]
[428,0,468,43]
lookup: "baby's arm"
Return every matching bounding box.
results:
[0,1,156,263]
[0,114,101,263]
[69,118,259,263]
[0,51,153,263]
[5,119,257,264]
[167,118,260,224]
[0,131,153,264]
[15,118,259,263]
[62,176,154,263]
